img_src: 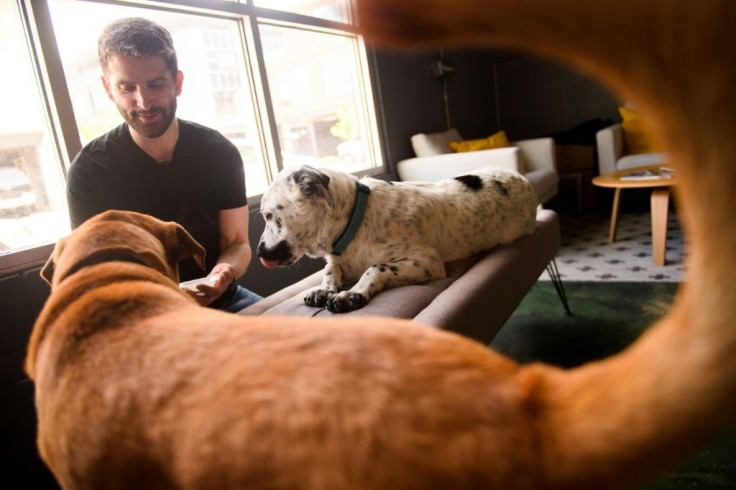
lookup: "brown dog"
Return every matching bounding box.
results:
[26,0,736,489]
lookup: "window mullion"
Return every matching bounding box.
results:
[23,0,81,172]
[244,15,283,183]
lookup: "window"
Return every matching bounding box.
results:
[0,0,382,274]
[48,0,270,195]
[259,23,376,170]
[0,1,69,271]
[253,0,353,24]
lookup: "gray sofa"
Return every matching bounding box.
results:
[238,209,566,344]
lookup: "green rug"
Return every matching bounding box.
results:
[491,281,736,489]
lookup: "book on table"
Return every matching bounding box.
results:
[621,167,675,180]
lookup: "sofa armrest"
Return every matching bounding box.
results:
[512,137,556,173]
[595,123,623,175]
[396,147,521,182]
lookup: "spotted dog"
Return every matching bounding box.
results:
[257,165,537,313]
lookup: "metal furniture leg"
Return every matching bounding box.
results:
[546,258,572,315]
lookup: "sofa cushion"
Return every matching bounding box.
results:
[448,130,511,153]
[240,257,474,320]
[411,128,463,157]
[524,168,559,204]
[396,147,521,182]
[617,152,666,171]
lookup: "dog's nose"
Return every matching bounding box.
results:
[257,240,292,262]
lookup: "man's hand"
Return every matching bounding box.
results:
[186,263,236,306]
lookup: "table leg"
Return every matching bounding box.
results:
[609,187,622,242]
[651,188,670,266]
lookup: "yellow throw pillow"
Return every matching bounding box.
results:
[487,130,511,149]
[448,130,511,153]
[618,106,662,154]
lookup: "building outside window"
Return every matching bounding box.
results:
[0,0,383,275]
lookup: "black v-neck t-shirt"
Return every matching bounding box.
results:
[66,119,247,281]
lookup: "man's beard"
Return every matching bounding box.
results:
[119,97,177,138]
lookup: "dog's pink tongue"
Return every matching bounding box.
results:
[260,257,280,269]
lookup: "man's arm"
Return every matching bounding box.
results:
[215,204,253,280]
[190,204,252,306]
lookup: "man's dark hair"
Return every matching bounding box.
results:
[98,17,178,79]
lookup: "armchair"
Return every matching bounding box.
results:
[595,123,665,176]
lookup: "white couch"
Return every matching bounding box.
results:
[595,123,666,176]
[396,131,559,204]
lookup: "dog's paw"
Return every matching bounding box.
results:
[304,289,331,307]
[326,292,368,313]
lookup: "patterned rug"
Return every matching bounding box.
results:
[539,211,687,283]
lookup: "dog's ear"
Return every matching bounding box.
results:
[157,221,206,276]
[115,211,206,274]
[40,254,55,285]
[291,165,330,198]
[174,226,206,271]
[40,237,65,285]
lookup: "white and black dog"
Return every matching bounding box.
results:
[257,165,538,313]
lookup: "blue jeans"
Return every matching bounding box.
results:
[211,284,263,313]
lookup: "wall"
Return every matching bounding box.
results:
[373,48,620,171]
[1,268,59,487]
[1,46,619,487]
[493,54,620,140]
[373,48,503,168]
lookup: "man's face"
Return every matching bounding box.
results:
[102,54,182,139]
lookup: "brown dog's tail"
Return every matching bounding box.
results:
[358,0,736,487]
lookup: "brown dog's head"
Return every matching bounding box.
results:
[41,210,206,288]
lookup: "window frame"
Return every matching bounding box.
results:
[1,0,386,276]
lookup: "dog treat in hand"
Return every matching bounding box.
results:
[179,275,219,292]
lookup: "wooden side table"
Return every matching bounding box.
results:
[592,164,676,266]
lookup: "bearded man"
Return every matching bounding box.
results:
[66,17,261,312]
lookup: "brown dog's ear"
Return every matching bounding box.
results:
[175,226,206,271]
[40,254,55,285]
[40,237,65,285]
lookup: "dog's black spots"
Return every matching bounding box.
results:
[454,174,484,191]
[388,265,399,275]
[291,166,330,197]
[413,260,421,268]
[378,265,387,273]
[276,204,284,210]
[493,180,509,196]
